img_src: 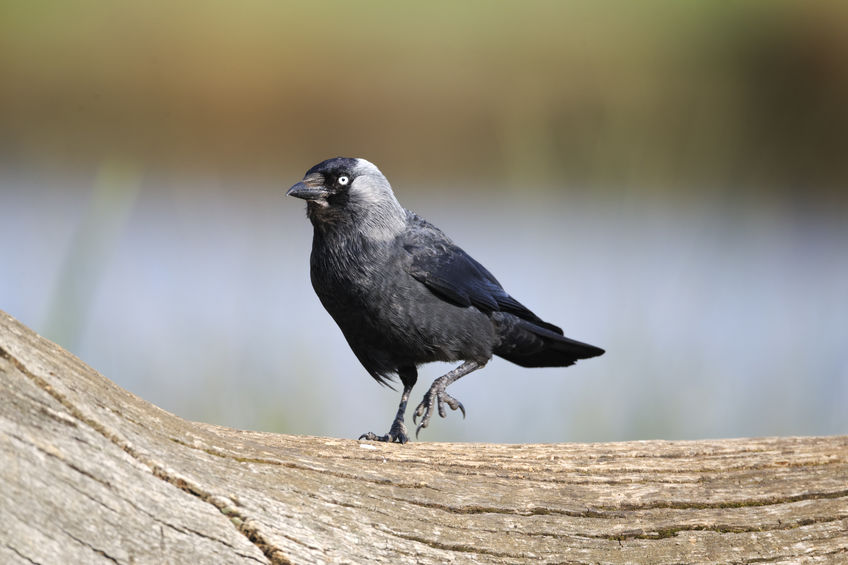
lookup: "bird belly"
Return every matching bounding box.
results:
[313,267,494,376]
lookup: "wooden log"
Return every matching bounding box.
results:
[1,309,846,564]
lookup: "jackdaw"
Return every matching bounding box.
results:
[287,157,604,443]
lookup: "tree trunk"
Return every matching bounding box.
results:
[1,309,846,564]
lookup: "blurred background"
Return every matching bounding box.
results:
[2,1,846,443]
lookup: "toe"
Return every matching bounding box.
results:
[413,399,428,424]
[359,432,389,442]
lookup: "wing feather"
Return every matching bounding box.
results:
[404,214,563,335]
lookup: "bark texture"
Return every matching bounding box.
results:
[1,310,846,564]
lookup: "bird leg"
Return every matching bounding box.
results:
[413,360,485,438]
[359,383,413,444]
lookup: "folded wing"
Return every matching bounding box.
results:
[403,215,604,367]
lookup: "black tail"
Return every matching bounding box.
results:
[494,317,605,368]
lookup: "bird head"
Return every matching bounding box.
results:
[288,157,406,239]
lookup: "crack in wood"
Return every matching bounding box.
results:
[63,477,123,516]
[1,345,289,565]
[166,435,431,489]
[118,492,268,564]
[389,496,611,519]
[331,451,847,484]
[4,312,848,564]
[6,430,115,491]
[740,544,848,563]
[611,490,848,511]
[149,466,291,565]
[3,543,42,565]
[373,524,524,560]
[387,489,848,519]
[173,434,839,496]
[594,513,848,540]
[59,527,120,564]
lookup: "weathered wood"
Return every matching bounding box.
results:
[1,309,846,564]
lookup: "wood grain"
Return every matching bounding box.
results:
[1,310,846,564]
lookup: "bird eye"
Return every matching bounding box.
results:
[338,175,350,186]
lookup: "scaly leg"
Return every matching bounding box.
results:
[359,366,417,444]
[413,360,485,438]
[359,383,412,444]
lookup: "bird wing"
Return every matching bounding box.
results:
[404,214,564,335]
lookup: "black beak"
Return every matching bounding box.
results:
[287,174,327,201]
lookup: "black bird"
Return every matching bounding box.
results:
[287,157,604,443]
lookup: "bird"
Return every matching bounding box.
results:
[287,157,604,443]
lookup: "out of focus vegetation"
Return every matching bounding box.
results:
[2,2,847,442]
[1,1,846,205]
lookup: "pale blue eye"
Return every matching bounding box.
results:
[338,175,350,186]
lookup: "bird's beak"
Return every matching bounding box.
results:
[287,174,327,201]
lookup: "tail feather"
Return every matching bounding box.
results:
[494,317,604,368]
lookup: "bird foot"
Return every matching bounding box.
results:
[359,420,409,444]
[412,381,466,438]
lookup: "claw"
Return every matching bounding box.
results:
[441,392,465,418]
[412,385,467,439]
[359,420,409,444]
[413,392,435,434]
[359,431,388,442]
[412,397,431,425]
